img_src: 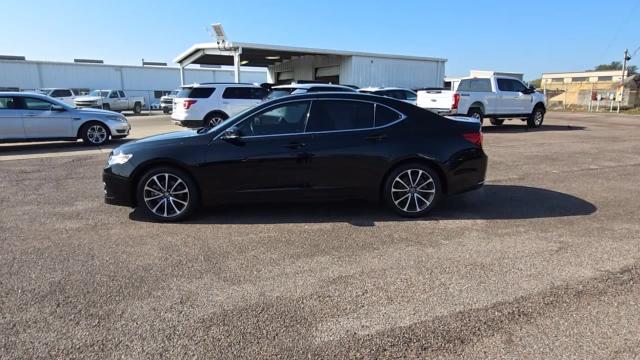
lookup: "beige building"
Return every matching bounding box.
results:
[541,70,638,109]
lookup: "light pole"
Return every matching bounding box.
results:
[618,49,631,113]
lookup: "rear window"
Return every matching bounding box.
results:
[457,79,492,92]
[178,87,215,98]
[222,87,268,100]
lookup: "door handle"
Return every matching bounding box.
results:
[284,142,306,149]
[365,134,387,141]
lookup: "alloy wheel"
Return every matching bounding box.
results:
[534,110,544,126]
[87,125,108,144]
[391,169,435,213]
[143,173,190,218]
[208,116,225,127]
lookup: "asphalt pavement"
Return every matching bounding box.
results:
[1,111,639,359]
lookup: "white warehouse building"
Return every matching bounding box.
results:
[174,42,446,89]
[0,58,268,107]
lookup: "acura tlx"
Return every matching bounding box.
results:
[103,92,487,222]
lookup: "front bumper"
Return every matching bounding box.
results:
[103,170,134,207]
[107,123,131,138]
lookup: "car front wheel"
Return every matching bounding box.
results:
[81,122,110,145]
[384,164,442,217]
[527,107,545,128]
[136,167,198,222]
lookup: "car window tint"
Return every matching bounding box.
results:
[51,90,72,97]
[458,79,492,92]
[222,87,267,99]
[497,79,513,92]
[375,104,402,127]
[118,91,125,97]
[109,91,118,98]
[0,97,18,109]
[24,97,53,110]
[237,101,310,136]
[510,80,527,92]
[306,100,374,132]
[404,91,417,101]
[178,87,215,98]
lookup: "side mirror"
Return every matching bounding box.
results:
[51,105,66,112]
[220,127,241,140]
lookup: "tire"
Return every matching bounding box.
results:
[163,109,170,114]
[133,102,142,114]
[80,122,110,146]
[203,112,228,128]
[136,167,199,222]
[101,103,110,111]
[490,118,504,126]
[467,108,483,123]
[527,106,545,128]
[383,163,442,218]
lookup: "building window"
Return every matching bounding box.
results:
[571,77,589,82]
[597,76,613,82]
[549,78,564,83]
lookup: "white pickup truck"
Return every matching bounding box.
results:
[75,90,144,114]
[417,76,547,128]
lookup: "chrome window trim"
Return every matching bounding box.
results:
[214,98,407,140]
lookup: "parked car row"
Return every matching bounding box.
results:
[35,88,146,114]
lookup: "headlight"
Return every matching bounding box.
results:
[107,151,133,166]
[106,114,128,123]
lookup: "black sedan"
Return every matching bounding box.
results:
[103,92,487,221]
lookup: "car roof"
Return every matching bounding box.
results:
[184,82,261,88]
[272,83,355,90]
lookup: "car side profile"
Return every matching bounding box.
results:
[0,92,130,145]
[104,92,487,221]
[171,83,268,128]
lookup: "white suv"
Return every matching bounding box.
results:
[171,83,268,127]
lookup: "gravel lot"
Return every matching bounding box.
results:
[1,112,639,359]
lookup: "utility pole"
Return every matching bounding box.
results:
[618,49,630,113]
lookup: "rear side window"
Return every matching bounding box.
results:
[177,87,215,98]
[307,100,374,132]
[24,97,54,110]
[0,96,19,109]
[222,87,267,100]
[457,79,492,92]
[375,105,402,127]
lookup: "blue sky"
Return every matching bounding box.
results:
[1,0,638,80]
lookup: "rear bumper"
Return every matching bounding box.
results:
[446,148,488,195]
[172,120,202,128]
[103,170,134,207]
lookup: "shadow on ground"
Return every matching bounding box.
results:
[129,185,596,226]
[482,124,586,133]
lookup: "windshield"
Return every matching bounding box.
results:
[89,90,109,98]
[265,88,296,100]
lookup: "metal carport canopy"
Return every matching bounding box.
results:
[173,42,447,84]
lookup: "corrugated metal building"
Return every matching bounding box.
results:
[174,42,446,89]
[0,59,268,106]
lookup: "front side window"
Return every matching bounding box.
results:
[109,91,119,99]
[24,97,54,111]
[236,101,310,137]
[306,100,374,132]
[510,80,527,92]
[497,79,513,92]
[222,87,268,100]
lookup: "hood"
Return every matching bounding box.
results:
[75,107,120,116]
[75,96,102,102]
[127,130,202,146]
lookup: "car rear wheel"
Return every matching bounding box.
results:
[527,107,545,128]
[203,112,228,128]
[81,122,110,145]
[133,102,142,114]
[384,164,442,217]
[136,167,198,222]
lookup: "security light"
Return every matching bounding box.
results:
[212,23,227,43]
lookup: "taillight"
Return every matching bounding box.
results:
[183,99,197,109]
[452,93,460,110]
[463,132,483,147]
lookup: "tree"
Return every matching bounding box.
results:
[590,61,637,75]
